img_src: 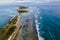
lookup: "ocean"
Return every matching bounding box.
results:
[0,2,60,40]
[0,5,18,28]
[35,9,60,40]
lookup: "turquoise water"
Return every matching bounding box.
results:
[0,2,60,40]
[0,5,17,28]
[37,9,60,40]
[0,16,12,28]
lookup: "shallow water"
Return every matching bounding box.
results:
[0,2,60,40]
[0,6,17,28]
[0,16,12,28]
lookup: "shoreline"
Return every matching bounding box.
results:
[16,14,38,40]
[3,15,15,28]
[0,15,18,40]
[34,14,44,40]
[8,16,23,40]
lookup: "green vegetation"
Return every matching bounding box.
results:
[18,10,28,13]
[17,6,28,14]
[17,9,28,14]
[0,15,18,40]
[0,26,16,40]
[9,16,18,24]
[0,24,10,35]
[19,6,28,9]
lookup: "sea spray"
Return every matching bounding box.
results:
[34,13,44,40]
[35,20,44,40]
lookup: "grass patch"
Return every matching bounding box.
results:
[0,15,18,40]
[0,26,16,40]
[9,16,18,25]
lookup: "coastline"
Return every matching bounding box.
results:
[35,20,44,40]
[34,14,44,40]
[16,14,38,40]
[0,15,18,40]
[8,16,23,40]
[3,15,15,28]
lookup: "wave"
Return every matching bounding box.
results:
[35,18,44,40]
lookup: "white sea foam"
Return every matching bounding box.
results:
[34,14,38,19]
[40,17,42,19]
[35,20,38,23]
[37,12,40,14]
[34,8,44,40]
[36,24,45,40]
[37,23,41,25]
[39,36,44,40]
[36,24,39,31]
[30,10,33,12]
[35,19,44,40]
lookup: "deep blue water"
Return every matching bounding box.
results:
[0,2,60,40]
[37,9,60,40]
[33,3,60,40]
